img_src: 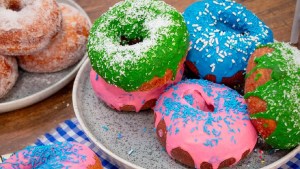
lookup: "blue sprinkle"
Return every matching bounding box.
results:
[212,129,221,137]
[143,127,147,133]
[117,133,123,139]
[231,136,237,144]
[184,94,194,105]
[95,74,99,81]
[101,125,109,131]
[175,127,180,134]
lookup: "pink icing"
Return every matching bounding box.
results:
[0,142,99,169]
[154,80,258,169]
[90,58,185,112]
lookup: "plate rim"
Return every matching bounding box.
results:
[0,0,92,113]
[73,59,300,169]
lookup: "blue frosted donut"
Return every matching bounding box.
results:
[183,0,273,87]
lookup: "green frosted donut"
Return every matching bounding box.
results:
[88,0,189,91]
[245,42,300,149]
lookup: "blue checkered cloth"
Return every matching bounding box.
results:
[35,118,300,169]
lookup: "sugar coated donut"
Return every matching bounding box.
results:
[183,0,273,87]
[0,0,62,55]
[0,55,18,99]
[17,3,90,73]
[0,142,103,169]
[244,42,300,149]
[88,0,189,111]
[154,79,257,169]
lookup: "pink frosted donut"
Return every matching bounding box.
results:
[90,58,185,112]
[0,142,103,169]
[154,79,257,169]
[0,55,18,99]
[0,0,62,55]
[17,3,90,73]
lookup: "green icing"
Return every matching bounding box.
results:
[254,73,262,81]
[87,0,189,91]
[244,42,300,149]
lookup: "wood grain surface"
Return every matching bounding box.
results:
[0,0,297,155]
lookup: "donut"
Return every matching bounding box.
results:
[90,58,185,112]
[0,0,62,55]
[17,3,90,73]
[0,142,103,169]
[154,79,257,169]
[88,0,189,112]
[0,55,18,99]
[183,0,273,88]
[244,42,300,149]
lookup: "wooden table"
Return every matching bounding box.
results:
[0,0,296,155]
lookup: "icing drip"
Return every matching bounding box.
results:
[245,42,300,149]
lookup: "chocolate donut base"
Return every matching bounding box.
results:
[154,114,251,169]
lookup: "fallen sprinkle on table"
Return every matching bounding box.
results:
[101,125,109,131]
[128,149,134,155]
[117,133,123,139]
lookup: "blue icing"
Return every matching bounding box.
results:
[157,79,250,147]
[183,0,273,82]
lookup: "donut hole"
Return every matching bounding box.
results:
[215,19,246,35]
[117,20,149,46]
[5,0,23,11]
[183,90,214,112]
[120,35,143,46]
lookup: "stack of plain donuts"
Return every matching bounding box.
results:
[0,0,90,99]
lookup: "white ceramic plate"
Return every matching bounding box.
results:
[0,0,92,113]
[73,59,300,169]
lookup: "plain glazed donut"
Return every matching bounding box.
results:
[154,79,257,169]
[0,142,103,169]
[0,0,62,55]
[183,0,273,88]
[17,3,90,73]
[0,55,18,99]
[244,42,300,149]
[88,0,189,112]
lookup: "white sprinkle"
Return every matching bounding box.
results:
[217,59,223,62]
[242,57,247,61]
[128,149,134,155]
[192,24,199,27]
[210,63,216,72]
[232,59,236,63]
[219,53,225,58]
[225,6,231,10]
[196,16,199,20]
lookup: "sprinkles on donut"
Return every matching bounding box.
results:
[244,42,300,149]
[154,79,257,169]
[183,0,273,88]
[0,142,103,169]
[88,0,189,112]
